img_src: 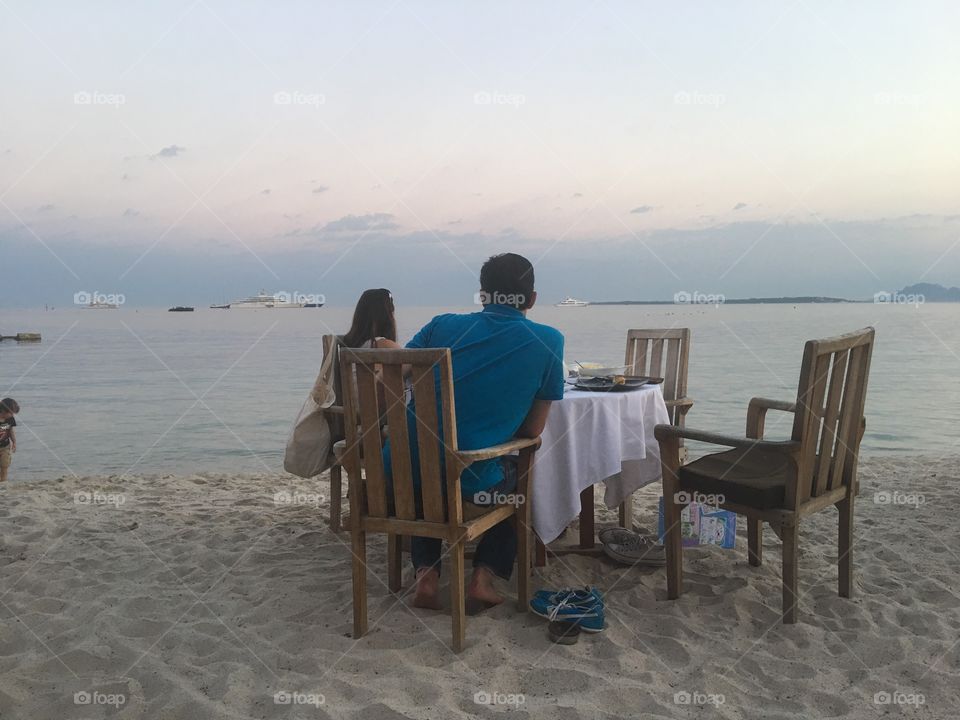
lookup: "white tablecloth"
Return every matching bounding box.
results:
[532,384,671,544]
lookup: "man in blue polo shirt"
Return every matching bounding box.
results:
[396,253,565,610]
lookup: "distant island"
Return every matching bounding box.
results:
[591,283,960,305]
[594,296,852,305]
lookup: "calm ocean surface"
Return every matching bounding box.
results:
[1,303,957,481]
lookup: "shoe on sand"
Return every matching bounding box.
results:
[532,587,603,609]
[548,620,581,645]
[602,535,667,566]
[530,588,605,633]
[598,527,653,545]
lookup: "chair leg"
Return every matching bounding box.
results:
[664,494,683,599]
[328,464,342,532]
[351,526,368,639]
[618,495,634,530]
[748,518,763,567]
[387,534,402,592]
[450,540,466,652]
[516,517,531,611]
[838,496,854,598]
[781,524,799,624]
[659,437,684,599]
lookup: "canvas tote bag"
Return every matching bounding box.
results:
[283,338,340,477]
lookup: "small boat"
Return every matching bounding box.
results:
[168,306,195,312]
[209,304,230,309]
[83,300,119,310]
[555,297,590,307]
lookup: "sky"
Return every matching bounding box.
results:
[1,0,959,307]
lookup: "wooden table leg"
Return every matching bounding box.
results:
[618,495,634,530]
[579,485,595,549]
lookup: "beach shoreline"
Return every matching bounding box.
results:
[1,455,957,718]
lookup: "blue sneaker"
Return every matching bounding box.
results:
[532,586,603,608]
[529,587,605,633]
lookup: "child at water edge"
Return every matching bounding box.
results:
[0,398,20,482]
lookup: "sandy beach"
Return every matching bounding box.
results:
[1,456,956,719]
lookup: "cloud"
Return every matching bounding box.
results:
[122,208,139,217]
[321,213,398,232]
[121,173,131,181]
[5,214,960,307]
[37,204,55,213]
[153,145,185,158]
[312,185,329,194]
[260,188,271,195]
[573,192,584,198]
[630,205,653,214]
[447,219,462,225]
[733,202,747,211]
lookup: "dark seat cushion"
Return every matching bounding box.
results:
[678,448,796,510]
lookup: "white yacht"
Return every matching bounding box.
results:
[555,297,590,307]
[228,290,304,309]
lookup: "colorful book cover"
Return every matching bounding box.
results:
[658,497,737,548]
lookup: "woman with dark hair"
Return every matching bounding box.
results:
[342,288,401,349]
[287,288,403,484]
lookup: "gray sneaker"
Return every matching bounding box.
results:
[602,534,667,566]
[598,526,653,545]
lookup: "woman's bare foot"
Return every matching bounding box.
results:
[466,566,505,607]
[412,568,442,610]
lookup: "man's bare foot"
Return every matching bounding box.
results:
[412,568,442,610]
[466,566,505,607]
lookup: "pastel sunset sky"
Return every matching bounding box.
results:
[2,1,958,306]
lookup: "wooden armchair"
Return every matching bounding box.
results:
[655,327,874,623]
[336,347,537,652]
[618,328,693,526]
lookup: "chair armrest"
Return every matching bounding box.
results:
[749,397,795,413]
[455,437,542,465]
[665,397,694,421]
[654,424,800,453]
[746,397,796,439]
[324,406,345,416]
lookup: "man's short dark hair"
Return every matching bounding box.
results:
[0,398,19,414]
[479,253,534,309]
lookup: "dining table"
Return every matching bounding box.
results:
[531,380,671,546]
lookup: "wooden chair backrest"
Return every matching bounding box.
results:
[790,327,874,506]
[339,348,462,526]
[321,334,346,442]
[624,328,691,423]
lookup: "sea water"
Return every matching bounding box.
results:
[0,302,956,480]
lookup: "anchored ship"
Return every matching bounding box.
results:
[555,297,590,307]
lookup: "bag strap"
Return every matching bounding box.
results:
[312,335,343,407]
